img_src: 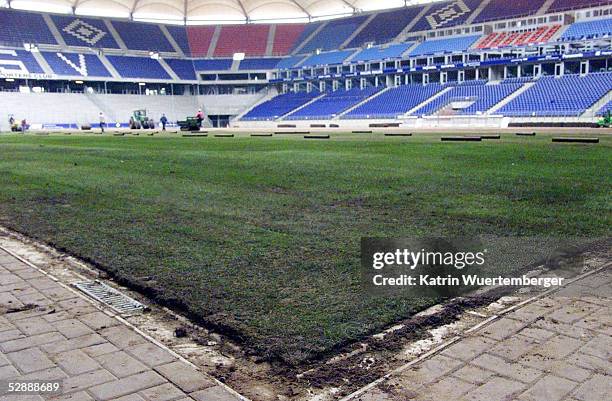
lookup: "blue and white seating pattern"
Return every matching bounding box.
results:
[42,52,111,77]
[499,73,612,116]
[343,84,445,119]
[0,49,44,75]
[242,91,320,121]
[51,15,119,48]
[286,87,382,120]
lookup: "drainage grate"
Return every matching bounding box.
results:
[73,280,146,315]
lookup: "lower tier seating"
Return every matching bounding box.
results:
[242,91,320,121]
[285,87,383,120]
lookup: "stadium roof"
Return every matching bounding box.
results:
[3,0,443,23]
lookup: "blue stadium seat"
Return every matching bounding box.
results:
[300,16,368,53]
[343,84,444,119]
[239,58,283,70]
[42,52,111,77]
[166,25,191,55]
[51,15,119,49]
[276,55,308,69]
[409,35,481,56]
[286,87,383,120]
[300,50,354,67]
[106,55,170,79]
[192,59,233,71]
[499,73,612,117]
[410,0,481,32]
[0,9,57,46]
[242,91,320,121]
[0,49,44,74]
[560,18,612,41]
[351,43,413,62]
[597,100,612,116]
[347,6,424,48]
[111,21,174,52]
[164,58,197,80]
[412,82,523,115]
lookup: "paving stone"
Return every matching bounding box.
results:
[2,394,44,401]
[88,370,167,400]
[0,353,9,366]
[57,298,96,314]
[518,375,577,401]
[6,347,54,373]
[423,376,475,400]
[567,352,611,375]
[41,286,79,302]
[62,369,116,394]
[41,332,106,355]
[441,336,497,361]
[518,327,556,342]
[461,377,525,401]
[139,382,188,401]
[95,350,149,378]
[190,385,240,401]
[530,335,583,360]
[28,277,59,291]
[12,316,55,336]
[578,334,612,359]
[354,387,394,401]
[510,303,554,323]
[471,353,543,383]
[0,331,65,353]
[47,391,94,401]
[396,355,464,387]
[99,325,148,349]
[155,361,216,393]
[81,342,119,358]
[77,311,119,331]
[53,349,100,375]
[4,305,58,322]
[126,342,177,367]
[0,364,20,380]
[546,301,600,324]
[0,273,25,286]
[451,365,495,385]
[113,394,146,401]
[479,318,527,341]
[547,361,592,383]
[15,269,45,280]
[488,335,538,361]
[0,329,25,343]
[19,366,67,381]
[572,374,612,401]
[0,292,24,309]
[532,318,594,340]
[52,319,95,339]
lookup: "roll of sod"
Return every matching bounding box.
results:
[35,132,49,136]
[113,133,125,136]
[214,134,234,138]
[310,124,326,128]
[352,130,373,134]
[277,124,296,128]
[481,135,501,139]
[384,133,412,137]
[304,135,330,139]
[441,136,482,142]
[516,132,536,136]
[552,137,599,143]
[182,133,207,137]
[274,131,310,135]
[251,134,273,137]
[329,124,340,128]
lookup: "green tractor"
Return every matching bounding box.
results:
[129,109,156,129]
[177,117,201,132]
[597,110,611,128]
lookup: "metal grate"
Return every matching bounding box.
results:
[73,280,146,315]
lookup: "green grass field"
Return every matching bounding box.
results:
[0,132,610,364]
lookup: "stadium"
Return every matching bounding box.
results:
[0,0,611,400]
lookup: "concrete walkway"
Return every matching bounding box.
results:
[352,267,611,401]
[0,247,242,401]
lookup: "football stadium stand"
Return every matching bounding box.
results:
[474,0,548,23]
[273,24,306,56]
[299,16,369,53]
[343,84,445,119]
[51,15,120,49]
[111,21,175,52]
[476,26,562,49]
[239,58,283,70]
[0,49,44,74]
[214,25,270,57]
[186,26,216,57]
[597,100,612,115]
[499,73,612,116]
[242,91,320,121]
[286,86,383,120]
[42,52,112,77]
[276,55,307,69]
[351,44,413,62]
[166,25,191,55]
[409,0,481,32]
[192,59,233,71]
[548,0,612,13]
[0,9,57,46]
[300,50,355,68]
[106,55,170,79]
[347,6,424,48]
[164,58,197,80]
[560,18,612,41]
[409,35,481,56]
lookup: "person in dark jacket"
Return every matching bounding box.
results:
[160,114,168,131]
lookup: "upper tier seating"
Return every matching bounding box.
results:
[112,21,174,52]
[42,52,111,77]
[0,49,44,74]
[300,16,368,53]
[410,0,481,32]
[476,25,561,49]
[597,100,612,116]
[300,50,354,67]
[273,24,306,56]
[474,0,547,23]
[548,0,612,13]
[106,55,170,79]
[351,43,413,62]
[214,25,270,57]
[192,59,232,71]
[165,58,197,80]
[166,25,190,55]
[242,91,320,121]
[0,9,56,46]
[186,26,216,57]
[347,6,424,48]
[276,55,307,69]
[239,58,283,70]
[286,86,382,120]
[411,81,523,115]
[409,35,480,56]
[343,84,444,119]
[290,22,322,53]
[499,73,612,116]
[51,15,119,49]
[560,18,612,41]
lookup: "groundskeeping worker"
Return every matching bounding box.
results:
[99,112,106,133]
[195,109,204,128]
[160,113,168,131]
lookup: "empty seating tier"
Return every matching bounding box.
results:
[474,0,547,23]
[42,52,111,77]
[409,35,481,56]
[214,25,270,57]
[476,26,561,49]
[0,49,44,74]
[352,43,413,62]
[165,58,197,80]
[166,25,190,55]
[106,56,170,79]
[286,87,383,120]
[560,18,612,41]
[51,15,119,49]
[112,21,175,52]
[0,9,57,46]
[239,58,283,70]
[273,24,306,56]
[300,50,354,67]
[186,26,216,57]
[347,6,424,48]
[597,100,612,116]
[192,59,232,71]
[242,92,320,121]
[548,0,612,13]
[300,16,368,53]
[410,0,481,32]
[498,73,612,117]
